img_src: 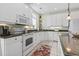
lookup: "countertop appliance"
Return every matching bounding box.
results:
[0,26,10,36]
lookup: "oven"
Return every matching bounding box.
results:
[23,33,33,55]
[25,37,33,46]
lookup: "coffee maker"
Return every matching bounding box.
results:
[0,26,10,36]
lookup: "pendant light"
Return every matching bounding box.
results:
[67,3,71,44]
[67,3,71,29]
[67,3,71,20]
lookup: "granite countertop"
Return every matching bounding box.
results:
[0,30,68,39]
[27,29,68,32]
[0,33,25,38]
[59,32,79,56]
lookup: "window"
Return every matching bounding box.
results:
[32,13,37,29]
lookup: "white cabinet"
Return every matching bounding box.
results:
[36,32,44,42]
[33,33,37,42]
[16,4,32,19]
[42,13,68,29]
[51,13,68,27]
[16,15,28,24]
[33,32,49,42]
[15,4,32,25]
[33,32,40,43]
[16,15,32,25]
[0,3,32,25]
[0,39,2,56]
[47,32,54,40]
[33,32,44,43]
[4,36,22,56]
[38,32,44,41]
[39,32,48,41]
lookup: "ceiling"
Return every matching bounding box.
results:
[25,3,79,15]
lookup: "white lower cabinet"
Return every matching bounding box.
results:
[33,32,40,43]
[38,32,49,41]
[0,39,2,56]
[33,32,64,56]
[33,32,50,42]
[33,32,61,42]
[4,36,22,56]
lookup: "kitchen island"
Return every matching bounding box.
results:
[59,32,79,56]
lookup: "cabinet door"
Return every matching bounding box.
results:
[5,36,22,56]
[0,4,32,23]
[33,33,37,42]
[33,33,39,42]
[16,15,27,24]
[38,32,46,41]
[33,32,41,43]
[0,39,2,56]
[37,32,43,42]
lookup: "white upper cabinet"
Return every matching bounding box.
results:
[56,13,68,27]
[42,12,68,29]
[0,3,32,25]
[15,4,32,25]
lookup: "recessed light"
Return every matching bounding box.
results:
[66,16,71,20]
[24,26,29,28]
[25,6,28,8]
[54,8,57,10]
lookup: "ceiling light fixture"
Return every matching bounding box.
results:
[54,8,57,10]
[66,3,71,30]
[66,47,71,52]
[25,5,28,8]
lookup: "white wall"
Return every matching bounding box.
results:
[69,11,79,34]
